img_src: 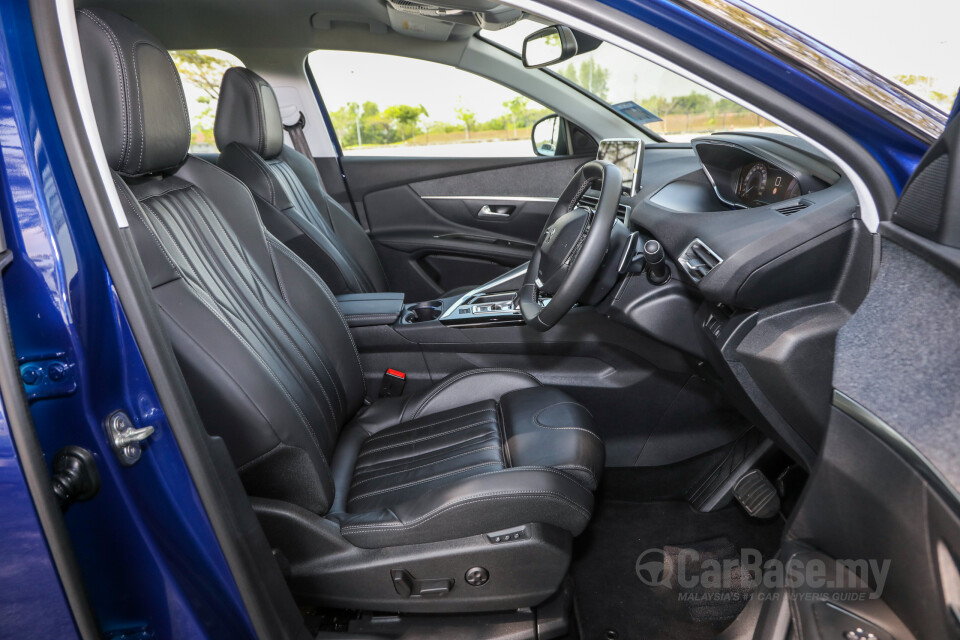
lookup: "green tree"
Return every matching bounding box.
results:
[455,105,477,141]
[170,50,235,146]
[896,74,957,110]
[714,98,749,114]
[171,50,231,100]
[576,58,609,100]
[557,58,609,100]
[502,97,528,138]
[559,62,578,85]
[671,92,714,114]
[382,104,428,142]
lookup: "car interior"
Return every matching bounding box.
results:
[36,0,960,638]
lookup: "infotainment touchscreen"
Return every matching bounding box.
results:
[596,138,643,196]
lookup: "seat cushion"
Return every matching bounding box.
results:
[326,370,604,548]
[347,400,504,513]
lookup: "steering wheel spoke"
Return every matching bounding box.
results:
[520,160,623,331]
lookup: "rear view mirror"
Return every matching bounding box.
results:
[522,25,578,69]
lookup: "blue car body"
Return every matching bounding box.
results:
[0,0,942,636]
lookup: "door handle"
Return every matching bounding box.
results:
[478,205,515,219]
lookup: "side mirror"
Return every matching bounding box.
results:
[522,25,578,69]
[531,114,565,157]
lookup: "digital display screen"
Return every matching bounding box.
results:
[736,160,801,206]
[597,139,643,196]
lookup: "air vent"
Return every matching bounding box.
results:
[678,238,722,283]
[577,193,631,222]
[776,200,809,215]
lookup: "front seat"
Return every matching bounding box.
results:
[213,66,473,298]
[77,8,603,612]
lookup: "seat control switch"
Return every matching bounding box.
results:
[486,525,528,544]
[390,569,453,598]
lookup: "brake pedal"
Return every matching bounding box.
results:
[732,469,780,519]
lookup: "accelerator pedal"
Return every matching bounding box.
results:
[732,469,780,519]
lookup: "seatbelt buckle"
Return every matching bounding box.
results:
[379,368,406,398]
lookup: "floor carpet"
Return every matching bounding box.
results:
[570,499,783,640]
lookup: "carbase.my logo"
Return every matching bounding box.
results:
[635,548,668,587]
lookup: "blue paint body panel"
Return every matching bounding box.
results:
[0,0,255,637]
[0,0,936,637]
[0,399,79,638]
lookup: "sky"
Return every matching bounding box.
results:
[746,0,960,101]
[308,50,536,123]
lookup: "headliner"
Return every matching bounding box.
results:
[73,0,519,50]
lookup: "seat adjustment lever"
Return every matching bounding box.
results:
[390,569,453,598]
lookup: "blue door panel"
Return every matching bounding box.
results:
[0,1,255,637]
[0,397,79,639]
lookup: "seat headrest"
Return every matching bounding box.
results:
[214,67,284,159]
[76,8,190,176]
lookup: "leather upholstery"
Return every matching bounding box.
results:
[326,371,601,548]
[215,68,388,295]
[215,67,284,159]
[79,9,602,558]
[219,143,388,295]
[335,293,405,327]
[76,9,190,176]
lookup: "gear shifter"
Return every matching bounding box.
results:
[643,240,670,285]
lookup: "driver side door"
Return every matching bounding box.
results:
[309,50,594,299]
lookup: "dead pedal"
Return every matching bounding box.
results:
[732,469,780,519]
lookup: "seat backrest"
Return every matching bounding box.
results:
[214,68,388,295]
[77,8,365,514]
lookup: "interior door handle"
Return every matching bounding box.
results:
[478,204,515,219]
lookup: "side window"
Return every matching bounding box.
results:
[170,49,244,153]
[308,51,552,157]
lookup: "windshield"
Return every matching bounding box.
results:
[746,0,958,114]
[482,20,787,142]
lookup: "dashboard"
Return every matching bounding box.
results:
[588,132,864,464]
[689,138,834,210]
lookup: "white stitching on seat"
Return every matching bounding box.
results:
[440,465,593,491]
[362,406,494,444]
[347,461,502,506]
[341,491,591,534]
[140,189,335,466]
[266,236,366,397]
[408,368,540,420]
[532,401,604,442]
[186,185,344,418]
[358,419,498,457]
[351,445,501,487]
[77,10,130,170]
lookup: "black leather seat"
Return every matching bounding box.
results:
[78,8,603,612]
[213,66,472,298]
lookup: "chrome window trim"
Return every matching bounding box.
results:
[674,0,947,143]
[421,195,559,203]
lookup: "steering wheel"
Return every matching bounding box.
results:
[519,160,622,331]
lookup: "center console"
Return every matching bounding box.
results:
[400,263,530,327]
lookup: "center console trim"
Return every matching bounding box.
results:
[439,262,530,320]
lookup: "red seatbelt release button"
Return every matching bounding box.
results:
[379,369,406,398]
